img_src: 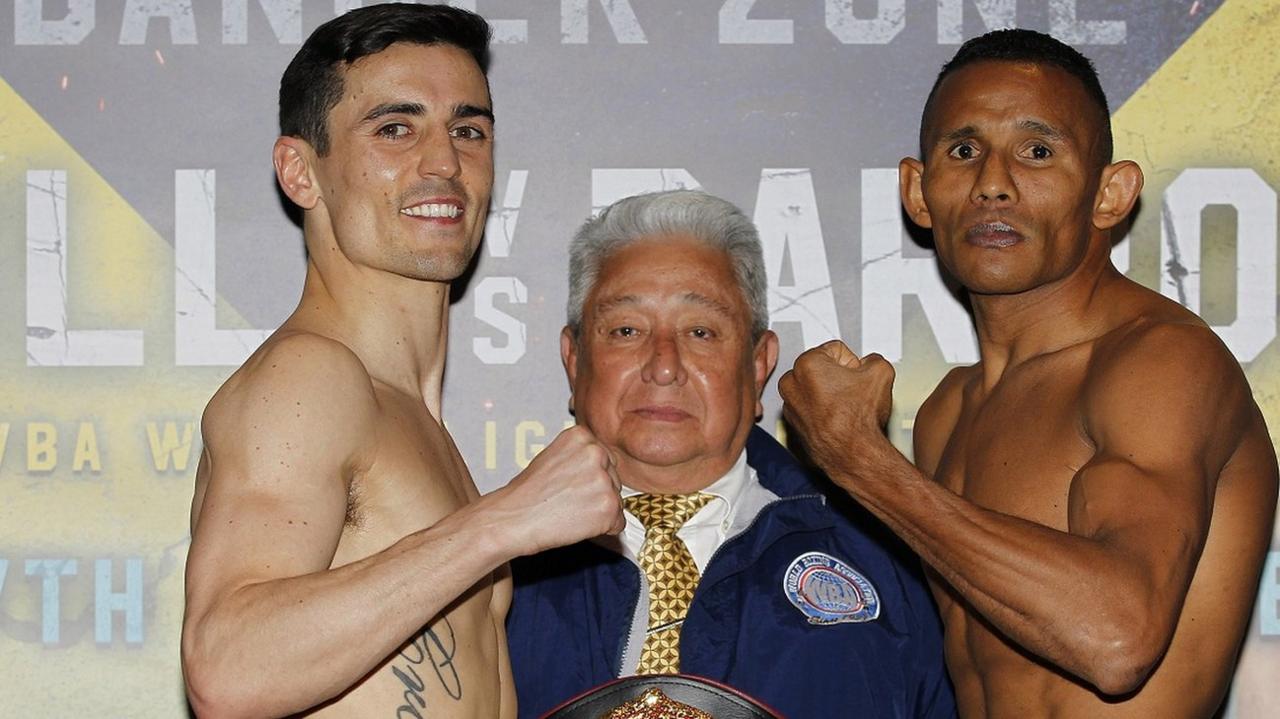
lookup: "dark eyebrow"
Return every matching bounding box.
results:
[935,119,1067,146]
[1018,119,1066,141]
[936,125,977,145]
[360,102,425,123]
[455,103,494,125]
[358,102,494,126]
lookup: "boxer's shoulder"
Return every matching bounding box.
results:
[205,330,376,429]
[1084,315,1246,418]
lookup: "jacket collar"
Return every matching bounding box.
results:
[745,425,827,499]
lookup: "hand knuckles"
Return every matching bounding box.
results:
[862,353,891,371]
[594,497,622,524]
[777,374,794,398]
[877,363,897,384]
[576,441,604,463]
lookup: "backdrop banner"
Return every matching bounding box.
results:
[1,0,1277,714]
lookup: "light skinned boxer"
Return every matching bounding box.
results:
[181,6,623,717]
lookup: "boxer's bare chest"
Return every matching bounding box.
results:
[313,386,511,719]
[932,350,1096,530]
[346,387,477,541]
[926,349,1109,713]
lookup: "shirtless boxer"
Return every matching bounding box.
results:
[780,29,1278,717]
[180,5,623,717]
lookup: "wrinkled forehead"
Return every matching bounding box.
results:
[592,289,740,321]
[587,235,749,320]
[924,60,1100,146]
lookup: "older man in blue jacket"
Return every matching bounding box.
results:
[507,190,955,718]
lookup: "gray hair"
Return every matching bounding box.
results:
[566,189,769,341]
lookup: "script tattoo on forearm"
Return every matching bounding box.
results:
[390,616,462,718]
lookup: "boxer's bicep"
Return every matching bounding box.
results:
[1068,457,1208,593]
[1069,322,1251,616]
[186,334,378,618]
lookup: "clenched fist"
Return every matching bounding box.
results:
[778,340,898,486]
[488,425,626,557]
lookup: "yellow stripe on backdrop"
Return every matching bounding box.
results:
[1110,2,1280,716]
[0,75,251,714]
[1112,0,1280,406]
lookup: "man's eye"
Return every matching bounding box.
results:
[376,123,411,139]
[1028,144,1052,160]
[689,327,715,340]
[609,326,638,338]
[450,125,487,140]
[948,143,977,160]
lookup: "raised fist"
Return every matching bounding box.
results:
[778,340,897,480]
[492,425,625,556]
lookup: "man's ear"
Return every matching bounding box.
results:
[1093,160,1144,230]
[560,326,579,413]
[273,136,321,211]
[753,330,780,418]
[899,157,932,229]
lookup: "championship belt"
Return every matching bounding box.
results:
[538,674,784,719]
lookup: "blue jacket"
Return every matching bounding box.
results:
[507,427,956,718]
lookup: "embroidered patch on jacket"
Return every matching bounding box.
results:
[783,551,881,625]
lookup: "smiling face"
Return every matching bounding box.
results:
[305,42,494,282]
[904,60,1110,296]
[561,235,778,494]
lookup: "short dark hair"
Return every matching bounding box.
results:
[279,3,491,156]
[920,28,1112,168]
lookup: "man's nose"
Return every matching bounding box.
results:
[641,334,687,386]
[970,153,1017,205]
[417,130,461,180]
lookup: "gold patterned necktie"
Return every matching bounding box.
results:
[624,492,714,675]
